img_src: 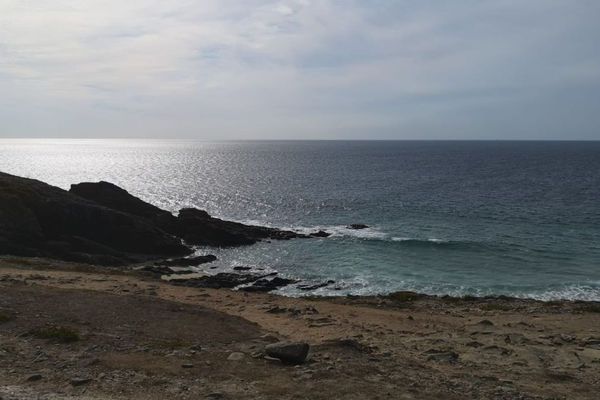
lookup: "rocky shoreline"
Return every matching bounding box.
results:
[0,172,331,267]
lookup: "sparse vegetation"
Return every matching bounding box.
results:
[30,326,80,343]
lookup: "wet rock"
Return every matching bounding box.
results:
[241,277,298,292]
[170,273,263,289]
[309,230,331,238]
[347,224,369,230]
[156,255,217,267]
[298,280,335,291]
[265,342,310,364]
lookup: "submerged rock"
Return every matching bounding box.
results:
[347,224,369,230]
[265,342,310,364]
[309,230,331,238]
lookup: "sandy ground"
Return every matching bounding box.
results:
[1,256,599,399]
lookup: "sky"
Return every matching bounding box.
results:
[0,0,599,140]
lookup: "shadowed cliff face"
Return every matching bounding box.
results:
[70,181,308,248]
[0,172,191,265]
[0,172,308,266]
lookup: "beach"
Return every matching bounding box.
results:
[1,256,599,399]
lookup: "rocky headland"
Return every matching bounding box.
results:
[0,172,325,267]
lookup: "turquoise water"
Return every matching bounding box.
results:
[1,139,599,300]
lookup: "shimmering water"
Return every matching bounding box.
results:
[1,139,600,300]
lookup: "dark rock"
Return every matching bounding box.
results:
[240,277,298,292]
[265,342,310,364]
[0,172,190,265]
[169,208,307,247]
[156,255,217,267]
[0,172,321,265]
[171,273,263,289]
[347,224,369,230]
[181,363,194,369]
[298,280,335,291]
[70,377,92,386]
[26,374,43,382]
[309,230,331,238]
[140,266,180,275]
[233,266,252,271]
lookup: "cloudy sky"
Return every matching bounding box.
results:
[1,0,599,139]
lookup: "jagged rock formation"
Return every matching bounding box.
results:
[0,172,316,265]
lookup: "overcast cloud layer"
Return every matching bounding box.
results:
[1,0,599,139]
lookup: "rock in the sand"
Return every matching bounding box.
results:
[70,377,92,386]
[265,342,310,364]
[227,352,245,361]
[347,224,369,230]
[233,266,252,271]
[181,363,194,369]
[26,374,43,382]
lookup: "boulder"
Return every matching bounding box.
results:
[265,342,310,364]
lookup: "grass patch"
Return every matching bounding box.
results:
[30,326,80,343]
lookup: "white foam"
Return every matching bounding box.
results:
[238,219,389,240]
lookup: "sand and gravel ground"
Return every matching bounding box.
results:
[1,257,599,399]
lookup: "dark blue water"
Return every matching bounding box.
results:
[1,139,599,299]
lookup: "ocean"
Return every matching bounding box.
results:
[1,139,599,300]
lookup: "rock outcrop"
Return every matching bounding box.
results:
[70,180,310,247]
[0,172,326,266]
[0,172,190,265]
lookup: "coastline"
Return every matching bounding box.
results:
[1,256,599,399]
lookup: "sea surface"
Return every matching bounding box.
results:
[1,139,599,300]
